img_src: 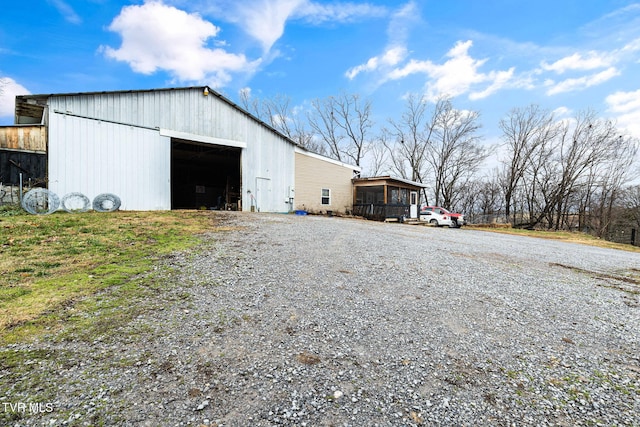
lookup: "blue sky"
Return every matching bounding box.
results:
[2,0,640,149]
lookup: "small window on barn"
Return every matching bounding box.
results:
[321,188,331,205]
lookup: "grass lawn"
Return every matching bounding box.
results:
[0,208,223,344]
[468,224,640,253]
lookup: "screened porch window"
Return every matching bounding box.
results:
[388,186,409,204]
[355,186,384,204]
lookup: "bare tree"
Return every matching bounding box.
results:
[365,136,390,177]
[622,185,640,230]
[498,105,560,224]
[263,94,319,152]
[507,110,638,231]
[585,135,639,237]
[238,88,262,119]
[478,171,505,219]
[519,138,559,228]
[427,98,486,210]
[238,89,318,151]
[550,111,623,230]
[383,93,432,181]
[307,93,373,167]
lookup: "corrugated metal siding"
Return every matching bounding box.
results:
[0,126,47,153]
[48,89,252,141]
[294,151,355,214]
[47,88,295,212]
[243,124,295,213]
[48,113,171,210]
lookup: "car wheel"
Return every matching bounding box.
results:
[451,219,459,228]
[430,219,439,226]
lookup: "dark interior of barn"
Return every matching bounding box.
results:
[170,139,241,210]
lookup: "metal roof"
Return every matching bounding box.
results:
[15,86,294,146]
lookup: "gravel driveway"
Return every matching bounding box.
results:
[4,212,640,426]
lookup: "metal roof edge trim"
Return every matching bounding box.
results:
[294,146,361,172]
[159,129,247,148]
[353,175,429,188]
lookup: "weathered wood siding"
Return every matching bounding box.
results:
[0,126,47,153]
[0,150,46,185]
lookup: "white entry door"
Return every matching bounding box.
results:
[255,177,272,212]
[409,191,418,219]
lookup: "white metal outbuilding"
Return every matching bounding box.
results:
[16,87,296,212]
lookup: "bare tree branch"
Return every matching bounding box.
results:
[307,93,373,167]
[427,97,486,209]
[498,105,560,224]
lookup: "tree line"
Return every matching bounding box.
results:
[240,90,640,240]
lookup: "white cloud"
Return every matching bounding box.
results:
[469,68,515,100]
[235,0,305,52]
[47,0,82,24]
[606,89,640,138]
[0,77,30,118]
[535,37,640,96]
[552,106,572,118]
[203,0,387,53]
[102,1,260,86]
[386,40,514,101]
[295,1,387,24]
[345,46,408,79]
[545,67,620,96]
[541,51,612,74]
[607,89,640,113]
[345,2,417,80]
[383,1,418,44]
[619,37,640,55]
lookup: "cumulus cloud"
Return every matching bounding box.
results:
[102,1,260,86]
[0,77,30,118]
[606,89,640,138]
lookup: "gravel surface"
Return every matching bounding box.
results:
[3,211,640,426]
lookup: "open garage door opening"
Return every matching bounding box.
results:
[171,139,241,210]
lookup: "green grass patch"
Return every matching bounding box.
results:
[0,210,226,343]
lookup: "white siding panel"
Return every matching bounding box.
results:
[241,124,295,213]
[48,113,170,210]
[47,88,296,212]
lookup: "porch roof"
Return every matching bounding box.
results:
[352,175,428,189]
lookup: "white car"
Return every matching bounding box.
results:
[419,208,453,227]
